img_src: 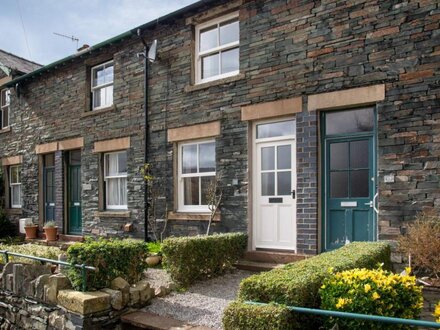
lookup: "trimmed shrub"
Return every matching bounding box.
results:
[66,238,148,290]
[233,242,390,329]
[162,233,247,287]
[0,243,61,263]
[223,301,293,330]
[398,212,440,278]
[320,267,423,329]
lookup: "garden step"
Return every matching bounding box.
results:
[243,250,308,264]
[120,311,215,330]
[234,260,283,272]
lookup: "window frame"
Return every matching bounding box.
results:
[91,60,114,111]
[104,151,128,210]
[9,165,21,209]
[195,12,240,85]
[178,139,216,212]
[1,88,10,129]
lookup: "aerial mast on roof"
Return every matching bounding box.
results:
[53,32,80,50]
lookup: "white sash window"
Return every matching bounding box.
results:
[104,151,127,209]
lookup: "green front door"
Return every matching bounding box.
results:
[322,107,377,251]
[68,150,82,234]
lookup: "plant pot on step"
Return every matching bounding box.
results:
[43,221,58,241]
[146,255,162,267]
[24,225,39,239]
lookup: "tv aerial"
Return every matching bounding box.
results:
[53,32,80,50]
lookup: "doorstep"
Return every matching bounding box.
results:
[244,250,308,264]
[121,311,215,330]
[234,260,283,272]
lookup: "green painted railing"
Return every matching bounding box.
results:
[245,301,440,328]
[0,250,96,292]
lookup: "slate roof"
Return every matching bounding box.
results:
[0,49,42,75]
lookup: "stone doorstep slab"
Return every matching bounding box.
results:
[121,311,215,330]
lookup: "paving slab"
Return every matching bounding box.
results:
[121,311,215,330]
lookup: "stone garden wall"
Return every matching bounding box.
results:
[0,263,161,329]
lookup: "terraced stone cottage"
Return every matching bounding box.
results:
[0,0,439,258]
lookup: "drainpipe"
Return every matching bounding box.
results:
[137,30,150,242]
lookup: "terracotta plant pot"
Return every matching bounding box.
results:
[24,225,38,239]
[146,255,162,267]
[44,226,58,241]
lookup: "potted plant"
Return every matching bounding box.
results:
[43,221,58,241]
[24,218,38,239]
[146,241,162,266]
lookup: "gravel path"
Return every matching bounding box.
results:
[142,269,254,330]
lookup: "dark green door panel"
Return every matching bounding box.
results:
[68,151,82,235]
[321,108,377,251]
[44,167,55,222]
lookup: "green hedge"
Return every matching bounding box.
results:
[162,233,247,287]
[226,242,391,329]
[0,243,61,263]
[66,238,148,290]
[223,302,293,330]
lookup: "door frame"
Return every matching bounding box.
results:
[252,117,297,251]
[320,107,378,251]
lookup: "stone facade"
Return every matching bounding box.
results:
[0,0,439,255]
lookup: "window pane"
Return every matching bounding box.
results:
[107,178,119,205]
[45,154,55,167]
[261,147,275,171]
[351,170,369,197]
[199,142,215,172]
[330,142,349,170]
[350,140,369,168]
[261,172,275,196]
[105,65,114,83]
[104,86,113,107]
[70,150,81,165]
[184,177,199,205]
[257,120,295,139]
[93,89,102,109]
[93,66,106,87]
[220,19,239,45]
[277,171,291,196]
[326,108,374,135]
[1,90,7,107]
[201,176,215,205]
[106,154,118,176]
[2,107,8,127]
[12,186,20,206]
[182,144,197,174]
[118,152,127,174]
[277,145,291,170]
[120,177,127,206]
[200,26,217,52]
[330,171,349,198]
[221,47,239,74]
[11,166,19,184]
[202,53,219,79]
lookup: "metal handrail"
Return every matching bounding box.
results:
[0,250,96,292]
[245,301,440,328]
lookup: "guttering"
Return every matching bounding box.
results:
[4,0,217,88]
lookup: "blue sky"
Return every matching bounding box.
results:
[1,0,198,65]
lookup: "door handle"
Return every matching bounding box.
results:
[291,190,296,199]
[365,201,373,207]
[364,193,379,214]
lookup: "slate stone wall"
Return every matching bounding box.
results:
[0,0,438,254]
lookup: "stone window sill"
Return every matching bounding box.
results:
[184,73,245,93]
[167,211,221,222]
[0,127,11,134]
[94,210,131,218]
[5,208,22,215]
[81,105,116,118]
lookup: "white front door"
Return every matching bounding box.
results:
[253,119,297,250]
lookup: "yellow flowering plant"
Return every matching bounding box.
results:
[319,267,423,329]
[435,301,440,323]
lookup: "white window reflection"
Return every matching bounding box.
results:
[257,120,296,139]
[91,61,114,110]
